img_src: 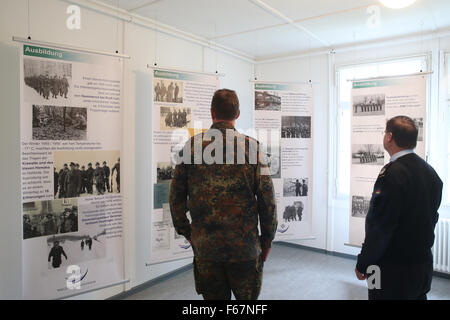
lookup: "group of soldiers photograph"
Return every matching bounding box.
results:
[154,81,182,103]
[23,206,78,240]
[157,164,174,182]
[284,179,308,197]
[281,117,311,139]
[282,201,304,223]
[163,108,190,129]
[25,74,70,100]
[351,196,370,218]
[54,158,120,199]
[353,95,385,116]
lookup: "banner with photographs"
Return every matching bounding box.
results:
[150,68,220,264]
[20,43,125,299]
[349,75,427,246]
[253,82,314,241]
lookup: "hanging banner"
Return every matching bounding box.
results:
[20,43,125,299]
[349,75,427,246]
[150,68,220,264]
[253,82,314,241]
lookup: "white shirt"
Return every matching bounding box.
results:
[390,149,414,163]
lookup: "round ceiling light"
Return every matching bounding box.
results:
[379,0,417,9]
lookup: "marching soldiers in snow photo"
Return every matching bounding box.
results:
[25,74,70,100]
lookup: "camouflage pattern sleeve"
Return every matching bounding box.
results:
[169,163,191,241]
[255,154,277,250]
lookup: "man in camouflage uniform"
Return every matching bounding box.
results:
[169,89,277,300]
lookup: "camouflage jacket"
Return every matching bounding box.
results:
[169,121,277,262]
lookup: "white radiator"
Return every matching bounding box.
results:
[433,219,450,274]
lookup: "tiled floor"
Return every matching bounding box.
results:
[125,244,450,300]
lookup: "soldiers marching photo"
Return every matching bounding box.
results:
[24,58,71,103]
[281,116,311,138]
[53,150,121,199]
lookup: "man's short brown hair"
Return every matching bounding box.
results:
[386,116,418,149]
[211,89,240,120]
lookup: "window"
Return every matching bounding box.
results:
[446,53,450,204]
[334,55,428,198]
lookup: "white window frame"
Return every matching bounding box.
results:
[444,52,450,206]
[330,53,431,202]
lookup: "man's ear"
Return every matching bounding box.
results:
[235,109,241,120]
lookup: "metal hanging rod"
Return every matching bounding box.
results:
[347,71,433,83]
[250,79,320,85]
[147,64,225,77]
[13,36,131,59]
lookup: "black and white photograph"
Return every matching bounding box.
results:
[352,94,385,116]
[281,116,311,138]
[351,144,384,165]
[282,200,305,223]
[54,150,121,199]
[283,178,308,197]
[23,199,78,240]
[157,162,175,183]
[152,222,170,250]
[46,229,106,269]
[255,90,281,111]
[351,195,371,218]
[32,105,87,141]
[24,58,72,103]
[160,106,191,131]
[263,145,281,179]
[413,117,424,141]
[154,79,184,103]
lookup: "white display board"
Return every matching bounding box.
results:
[150,68,220,264]
[20,43,125,299]
[349,75,427,246]
[253,82,314,241]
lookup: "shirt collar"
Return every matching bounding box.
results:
[210,121,236,130]
[390,149,414,162]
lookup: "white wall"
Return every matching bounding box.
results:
[1,0,449,300]
[0,0,253,300]
[257,35,450,257]
[256,55,330,252]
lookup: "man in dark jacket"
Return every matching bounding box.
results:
[355,116,443,300]
[86,163,95,194]
[48,241,68,268]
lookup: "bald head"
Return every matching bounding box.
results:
[385,116,418,149]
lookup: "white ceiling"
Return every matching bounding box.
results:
[96,0,450,60]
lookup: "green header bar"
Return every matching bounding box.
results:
[154,69,197,81]
[24,45,67,60]
[255,83,290,91]
[353,79,397,89]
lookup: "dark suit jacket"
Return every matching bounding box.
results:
[357,153,443,273]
